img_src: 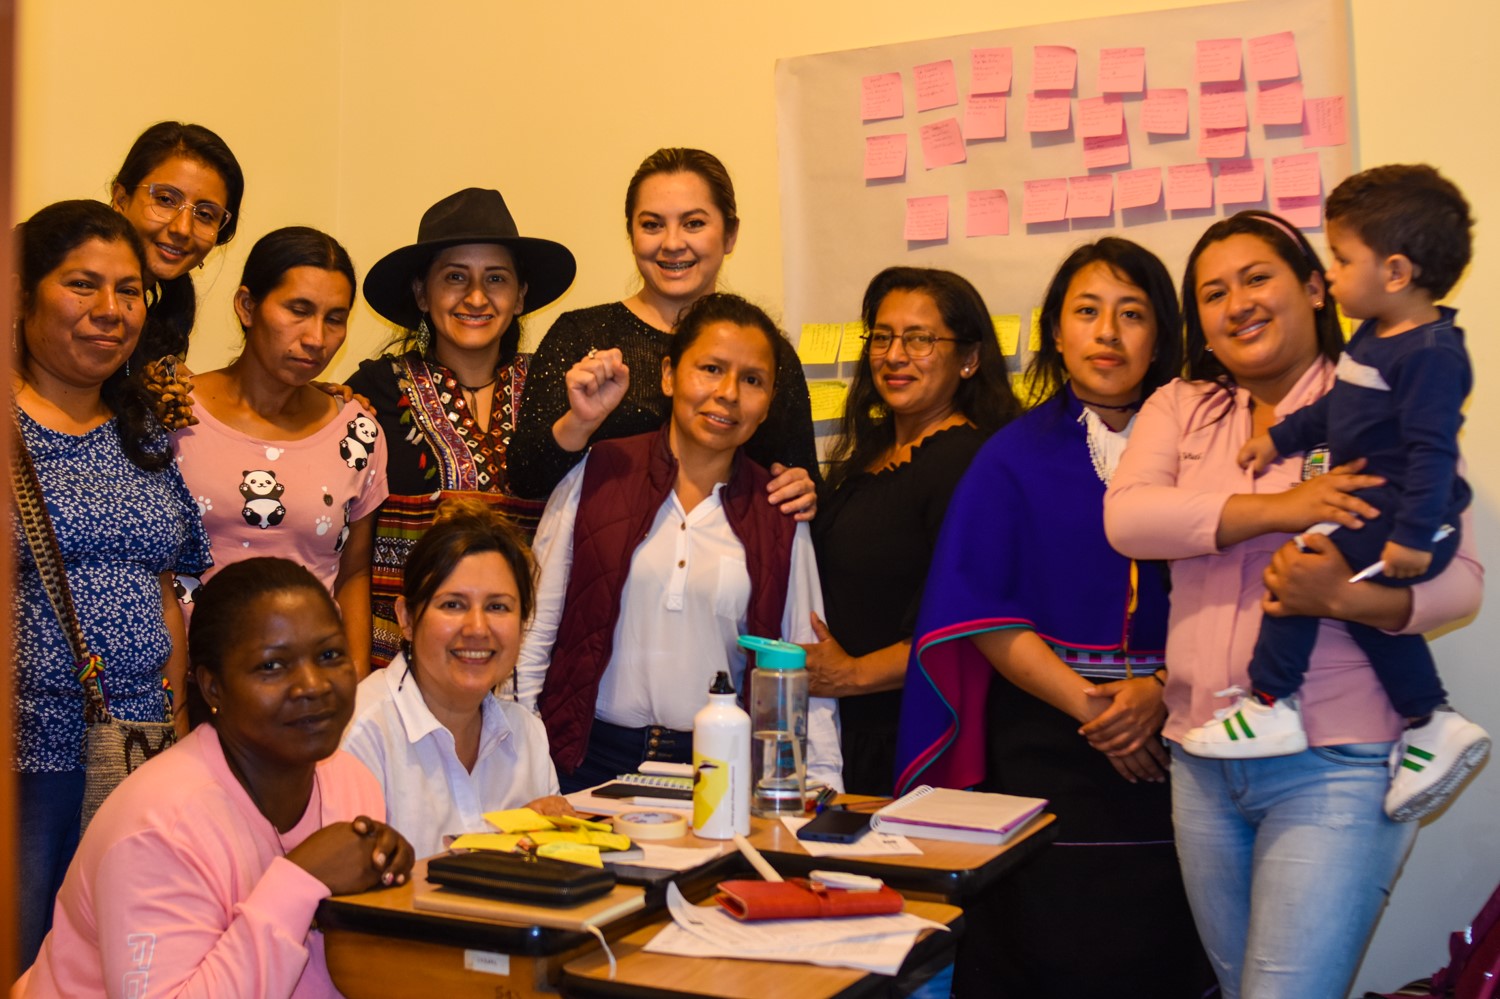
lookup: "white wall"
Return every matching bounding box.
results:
[15,1,1498,992]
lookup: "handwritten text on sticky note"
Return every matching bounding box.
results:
[971,47,1013,94]
[1301,96,1347,148]
[1068,175,1114,219]
[1032,45,1078,91]
[967,189,1010,236]
[1195,38,1243,83]
[861,73,904,121]
[1116,167,1163,209]
[1025,92,1071,132]
[905,195,949,240]
[1098,47,1146,93]
[1166,163,1214,211]
[914,59,959,112]
[1142,89,1189,134]
[920,118,967,169]
[863,134,907,181]
[1247,31,1299,82]
[1217,158,1265,204]
[964,94,1007,140]
[1022,179,1069,224]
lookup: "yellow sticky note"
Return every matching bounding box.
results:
[1028,308,1043,353]
[449,832,525,853]
[797,323,842,364]
[584,831,633,852]
[1336,305,1356,341]
[807,380,849,422]
[536,842,604,868]
[840,320,867,362]
[483,807,555,833]
[551,815,613,833]
[992,314,1022,355]
[527,830,591,845]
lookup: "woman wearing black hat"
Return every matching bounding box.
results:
[348,188,576,670]
[506,149,818,516]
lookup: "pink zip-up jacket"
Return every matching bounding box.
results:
[16,726,384,999]
[1104,361,1482,746]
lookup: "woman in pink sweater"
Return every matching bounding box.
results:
[1104,211,1482,999]
[18,558,414,998]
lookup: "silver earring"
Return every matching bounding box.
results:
[415,317,432,354]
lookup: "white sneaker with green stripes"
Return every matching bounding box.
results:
[1181,688,1309,759]
[1384,708,1492,822]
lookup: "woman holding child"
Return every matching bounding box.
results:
[1104,206,1483,999]
[895,239,1210,997]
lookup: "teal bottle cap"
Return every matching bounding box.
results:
[736,635,805,670]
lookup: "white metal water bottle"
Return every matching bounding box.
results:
[692,670,750,839]
[739,636,808,818]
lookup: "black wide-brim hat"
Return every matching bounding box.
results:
[363,187,577,331]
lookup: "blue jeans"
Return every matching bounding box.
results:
[1170,742,1416,999]
[16,770,84,970]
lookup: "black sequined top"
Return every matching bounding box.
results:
[507,301,819,499]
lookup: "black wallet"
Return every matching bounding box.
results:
[426,851,617,906]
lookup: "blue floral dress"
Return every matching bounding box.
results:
[11,410,212,773]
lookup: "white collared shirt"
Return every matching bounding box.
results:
[517,456,843,790]
[342,657,559,859]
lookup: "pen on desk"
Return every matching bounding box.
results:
[812,786,837,813]
[732,833,784,882]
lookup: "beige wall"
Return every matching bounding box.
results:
[15,0,1499,991]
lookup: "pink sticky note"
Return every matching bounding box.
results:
[1248,31,1300,82]
[971,47,1013,94]
[1271,152,1321,199]
[1116,167,1163,209]
[1032,46,1078,91]
[1255,79,1304,126]
[863,134,907,180]
[964,94,1007,140]
[1199,126,1247,159]
[904,195,949,240]
[1301,96,1347,148]
[966,189,1010,236]
[1098,47,1146,94]
[1217,158,1266,204]
[1025,93,1071,132]
[1166,163,1214,210]
[1196,38,1243,83]
[861,73,904,121]
[920,118,967,169]
[1083,131,1131,169]
[914,60,959,112]
[1068,175,1114,219]
[1200,81,1248,129]
[1079,96,1124,138]
[1275,195,1323,229]
[1142,89,1189,134]
[1022,179,1069,223]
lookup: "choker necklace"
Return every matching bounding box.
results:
[1075,395,1141,412]
[458,377,496,393]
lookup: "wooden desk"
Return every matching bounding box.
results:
[745,801,1056,904]
[559,899,963,999]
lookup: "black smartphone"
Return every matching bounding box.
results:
[796,808,873,844]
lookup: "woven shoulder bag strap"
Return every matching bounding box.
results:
[10,416,110,723]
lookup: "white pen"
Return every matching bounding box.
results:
[732,833,784,882]
[1348,525,1455,583]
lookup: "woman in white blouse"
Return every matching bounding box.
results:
[516,293,842,794]
[342,499,568,858]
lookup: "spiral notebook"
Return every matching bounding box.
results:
[869,786,1048,845]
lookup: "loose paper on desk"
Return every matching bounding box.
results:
[645,883,947,976]
[606,843,722,872]
[780,816,922,857]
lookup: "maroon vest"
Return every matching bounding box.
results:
[539,428,795,774]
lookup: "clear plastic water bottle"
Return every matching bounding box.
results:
[738,636,808,818]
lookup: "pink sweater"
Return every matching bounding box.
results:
[16,726,384,999]
[1105,360,1482,746]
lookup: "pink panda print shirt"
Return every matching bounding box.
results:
[171,398,389,616]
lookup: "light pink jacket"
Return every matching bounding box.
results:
[17,726,384,999]
[1105,361,1482,745]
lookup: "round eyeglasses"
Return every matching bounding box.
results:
[862,330,970,358]
[137,183,231,235]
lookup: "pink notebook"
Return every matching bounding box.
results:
[869,786,1047,845]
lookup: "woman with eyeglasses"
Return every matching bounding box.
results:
[802,268,1018,796]
[110,122,244,384]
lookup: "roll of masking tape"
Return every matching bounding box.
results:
[614,810,688,840]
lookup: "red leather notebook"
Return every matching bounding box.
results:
[714,878,905,921]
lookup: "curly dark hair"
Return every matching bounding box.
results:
[824,267,1019,492]
[16,199,169,471]
[1026,238,1183,406]
[1325,164,1473,299]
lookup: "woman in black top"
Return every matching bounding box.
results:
[804,267,1018,794]
[507,148,817,515]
